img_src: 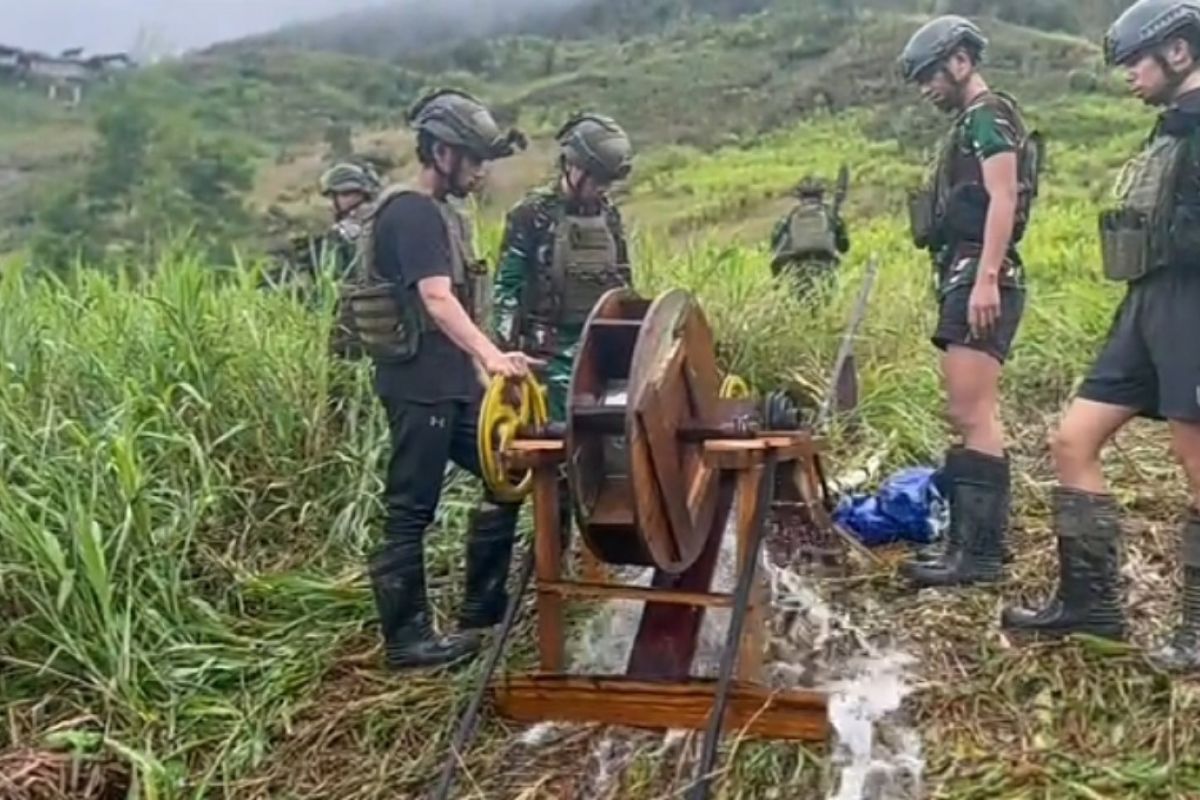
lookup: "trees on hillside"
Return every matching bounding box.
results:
[32,80,255,271]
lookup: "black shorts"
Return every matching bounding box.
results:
[931,284,1025,364]
[1077,268,1200,422]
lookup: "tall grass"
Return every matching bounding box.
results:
[0,91,1157,796]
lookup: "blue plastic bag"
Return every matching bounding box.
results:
[833,466,945,547]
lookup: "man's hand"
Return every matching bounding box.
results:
[968,276,1001,340]
[482,351,542,379]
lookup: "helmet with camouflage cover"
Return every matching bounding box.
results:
[408,87,527,161]
[794,176,826,198]
[320,162,380,197]
[898,15,988,82]
[1104,0,1200,66]
[556,113,634,183]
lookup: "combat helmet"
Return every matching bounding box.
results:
[556,113,634,183]
[794,176,826,198]
[1104,0,1200,66]
[320,162,380,198]
[408,88,527,161]
[898,15,988,82]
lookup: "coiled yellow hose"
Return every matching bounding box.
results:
[477,374,550,501]
[718,374,751,400]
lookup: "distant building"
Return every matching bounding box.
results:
[0,42,137,105]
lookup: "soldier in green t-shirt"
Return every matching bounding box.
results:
[896,15,1042,589]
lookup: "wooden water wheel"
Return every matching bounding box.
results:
[565,288,728,573]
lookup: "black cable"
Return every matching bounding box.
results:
[686,449,780,800]
[430,544,537,800]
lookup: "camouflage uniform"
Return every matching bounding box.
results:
[927,98,1027,296]
[492,191,632,420]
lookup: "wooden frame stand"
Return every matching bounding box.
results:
[490,435,830,743]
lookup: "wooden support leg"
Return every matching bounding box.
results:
[735,464,767,683]
[533,465,565,672]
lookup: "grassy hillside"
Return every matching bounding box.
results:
[5,68,1199,799]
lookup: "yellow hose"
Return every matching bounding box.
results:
[478,374,549,501]
[719,374,751,400]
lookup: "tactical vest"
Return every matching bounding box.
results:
[543,209,623,327]
[908,92,1043,255]
[774,198,839,263]
[329,184,476,362]
[1099,132,1188,282]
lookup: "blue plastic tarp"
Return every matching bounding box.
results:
[833,466,946,547]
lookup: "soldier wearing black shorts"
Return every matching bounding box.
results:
[896,16,1043,588]
[1003,0,1200,675]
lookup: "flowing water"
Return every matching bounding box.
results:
[563,516,926,800]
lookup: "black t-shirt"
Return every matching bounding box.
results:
[371,192,479,404]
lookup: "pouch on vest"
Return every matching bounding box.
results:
[552,214,621,326]
[466,258,491,327]
[346,281,423,363]
[1099,208,1153,283]
[907,188,938,249]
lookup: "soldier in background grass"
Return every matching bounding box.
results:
[319,162,380,279]
[477,113,634,555]
[896,15,1043,589]
[1003,0,1200,674]
[769,173,850,301]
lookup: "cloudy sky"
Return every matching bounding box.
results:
[6,0,383,54]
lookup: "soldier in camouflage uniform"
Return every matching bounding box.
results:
[320,162,381,279]
[896,16,1043,589]
[491,113,634,420]
[480,113,634,551]
[769,176,850,301]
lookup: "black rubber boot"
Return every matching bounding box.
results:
[901,449,1009,587]
[371,551,481,670]
[909,446,965,566]
[1000,487,1125,640]
[458,502,520,631]
[1148,515,1200,673]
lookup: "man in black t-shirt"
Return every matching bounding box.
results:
[354,88,538,670]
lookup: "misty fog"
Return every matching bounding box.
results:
[5,0,596,56]
[6,0,389,55]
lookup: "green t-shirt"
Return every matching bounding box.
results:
[935,101,1025,294]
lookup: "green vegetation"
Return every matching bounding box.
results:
[4,1,1199,797]
[6,70,1200,796]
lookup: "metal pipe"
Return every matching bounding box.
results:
[685,449,780,800]
[430,544,537,800]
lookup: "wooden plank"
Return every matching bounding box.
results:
[637,379,693,565]
[504,439,565,471]
[589,478,635,528]
[626,473,736,680]
[539,581,733,608]
[702,439,809,470]
[533,467,565,672]
[491,675,829,742]
[735,464,768,683]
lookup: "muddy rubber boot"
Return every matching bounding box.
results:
[371,555,481,670]
[908,447,965,566]
[1000,487,1125,640]
[902,449,1009,587]
[1148,515,1200,673]
[458,503,520,631]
